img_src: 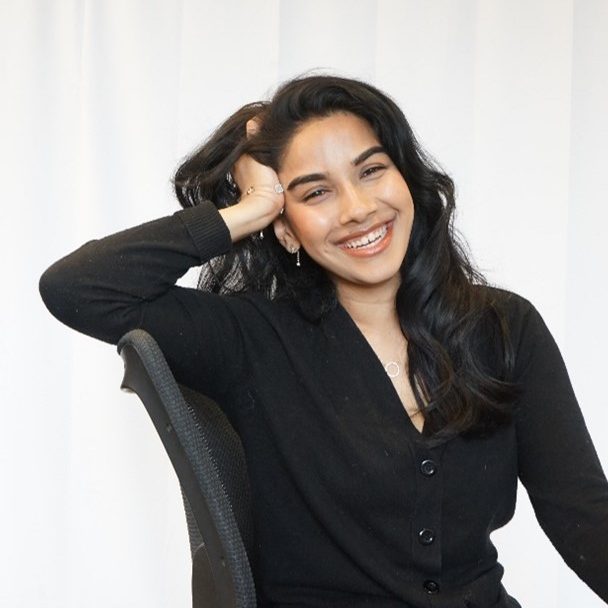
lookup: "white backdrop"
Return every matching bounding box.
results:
[1,1,607,607]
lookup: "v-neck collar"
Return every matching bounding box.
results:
[319,302,427,443]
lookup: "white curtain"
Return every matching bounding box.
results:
[1,1,606,606]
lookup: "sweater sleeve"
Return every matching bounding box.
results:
[39,201,245,400]
[513,299,608,601]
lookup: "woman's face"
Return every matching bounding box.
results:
[275,112,414,299]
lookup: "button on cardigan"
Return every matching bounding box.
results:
[39,201,608,607]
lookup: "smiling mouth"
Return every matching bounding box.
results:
[340,222,391,250]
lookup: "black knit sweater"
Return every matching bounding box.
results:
[39,201,608,607]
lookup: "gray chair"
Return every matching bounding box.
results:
[117,329,257,607]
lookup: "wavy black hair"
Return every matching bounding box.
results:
[173,73,519,441]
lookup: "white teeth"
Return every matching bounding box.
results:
[343,224,388,249]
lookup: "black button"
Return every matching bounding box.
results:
[418,528,435,545]
[420,459,437,476]
[423,579,439,594]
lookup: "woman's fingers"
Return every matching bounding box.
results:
[223,114,286,240]
[232,149,284,204]
[232,153,277,190]
[246,117,262,138]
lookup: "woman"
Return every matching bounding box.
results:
[40,74,608,607]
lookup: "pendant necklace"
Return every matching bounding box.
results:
[383,361,401,378]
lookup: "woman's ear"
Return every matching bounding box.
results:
[273,214,301,252]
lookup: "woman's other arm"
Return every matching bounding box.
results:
[513,298,608,602]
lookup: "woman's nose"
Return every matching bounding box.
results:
[338,185,377,224]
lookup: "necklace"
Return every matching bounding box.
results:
[383,361,401,378]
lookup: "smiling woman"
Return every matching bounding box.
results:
[276,112,414,299]
[39,74,608,607]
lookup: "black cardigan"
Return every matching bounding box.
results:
[39,201,608,607]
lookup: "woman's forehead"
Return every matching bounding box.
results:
[281,113,381,172]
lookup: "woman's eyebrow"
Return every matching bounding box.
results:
[352,145,386,166]
[286,145,387,192]
[287,172,327,192]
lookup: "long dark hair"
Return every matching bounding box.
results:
[173,73,519,441]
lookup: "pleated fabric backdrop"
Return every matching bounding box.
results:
[1,1,606,606]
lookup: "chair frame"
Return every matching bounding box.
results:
[118,329,256,608]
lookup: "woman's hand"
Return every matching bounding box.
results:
[219,118,285,242]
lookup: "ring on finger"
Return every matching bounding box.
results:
[245,184,284,195]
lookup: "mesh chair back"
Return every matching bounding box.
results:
[117,329,256,608]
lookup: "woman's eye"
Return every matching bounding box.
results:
[303,188,327,201]
[361,165,385,178]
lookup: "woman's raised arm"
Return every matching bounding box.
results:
[39,203,235,395]
[39,142,285,397]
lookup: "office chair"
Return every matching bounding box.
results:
[117,329,257,608]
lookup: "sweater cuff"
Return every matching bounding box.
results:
[175,202,232,262]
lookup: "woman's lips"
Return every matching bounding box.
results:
[338,221,394,257]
